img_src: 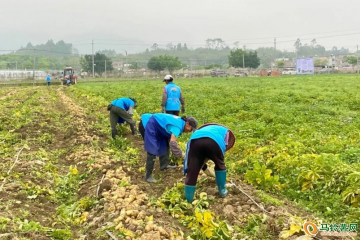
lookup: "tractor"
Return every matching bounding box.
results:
[62,67,78,85]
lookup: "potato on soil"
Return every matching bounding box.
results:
[126,210,139,217]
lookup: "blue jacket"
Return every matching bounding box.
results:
[164,82,181,111]
[111,98,134,111]
[144,114,185,156]
[141,113,153,128]
[153,113,185,137]
[46,76,51,82]
[184,125,229,174]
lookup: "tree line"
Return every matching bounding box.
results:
[16,40,76,56]
[1,38,357,73]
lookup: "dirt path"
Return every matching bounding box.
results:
[0,87,90,239]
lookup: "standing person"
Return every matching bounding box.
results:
[108,97,137,138]
[161,75,185,116]
[183,123,236,203]
[142,113,198,183]
[46,75,51,86]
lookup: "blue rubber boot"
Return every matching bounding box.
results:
[184,185,196,203]
[215,170,228,197]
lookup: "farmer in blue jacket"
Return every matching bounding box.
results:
[161,75,185,116]
[183,123,236,202]
[138,113,153,140]
[140,113,198,183]
[108,97,137,138]
[46,75,51,86]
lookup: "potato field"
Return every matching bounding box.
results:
[1,75,360,239]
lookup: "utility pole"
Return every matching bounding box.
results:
[135,61,138,76]
[33,49,35,84]
[357,45,359,74]
[274,38,276,51]
[92,40,95,78]
[105,59,107,79]
[122,49,128,75]
[123,50,127,65]
[243,54,245,69]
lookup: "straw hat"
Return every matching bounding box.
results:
[198,123,236,151]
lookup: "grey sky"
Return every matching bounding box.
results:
[1,0,360,54]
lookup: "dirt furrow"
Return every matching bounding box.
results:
[58,86,185,239]
[0,87,91,239]
[0,89,20,100]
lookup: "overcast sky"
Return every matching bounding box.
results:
[1,0,360,54]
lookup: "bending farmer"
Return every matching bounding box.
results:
[183,123,236,203]
[161,75,185,116]
[142,113,197,183]
[138,113,153,140]
[108,97,137,138]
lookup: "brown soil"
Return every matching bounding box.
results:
[57,88,334,239]
[0,87,112,239]
[125,134,186,196]
[0,88,86,239]
[0,89,20,100]
[1,86,338,239]
[122,134,337,239]
[57,87,186,239]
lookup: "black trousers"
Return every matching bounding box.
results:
[166,110,179,116]
[139,120,145,139]
[185,138,226,186]
[47,82,50,86]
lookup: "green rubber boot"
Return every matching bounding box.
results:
[215,170,228,197]
[184,185,196,203]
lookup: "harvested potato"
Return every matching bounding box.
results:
[126,210,139,217]
[115,222,123,230]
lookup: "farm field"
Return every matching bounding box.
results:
[1,74,360,239]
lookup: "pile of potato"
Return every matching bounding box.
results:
[102,168,183,240]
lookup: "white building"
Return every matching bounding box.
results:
[0,70,48,80]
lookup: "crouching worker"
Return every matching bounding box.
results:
[108,97,137,138]
[141,113,198,183]
[183,123,235,203]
